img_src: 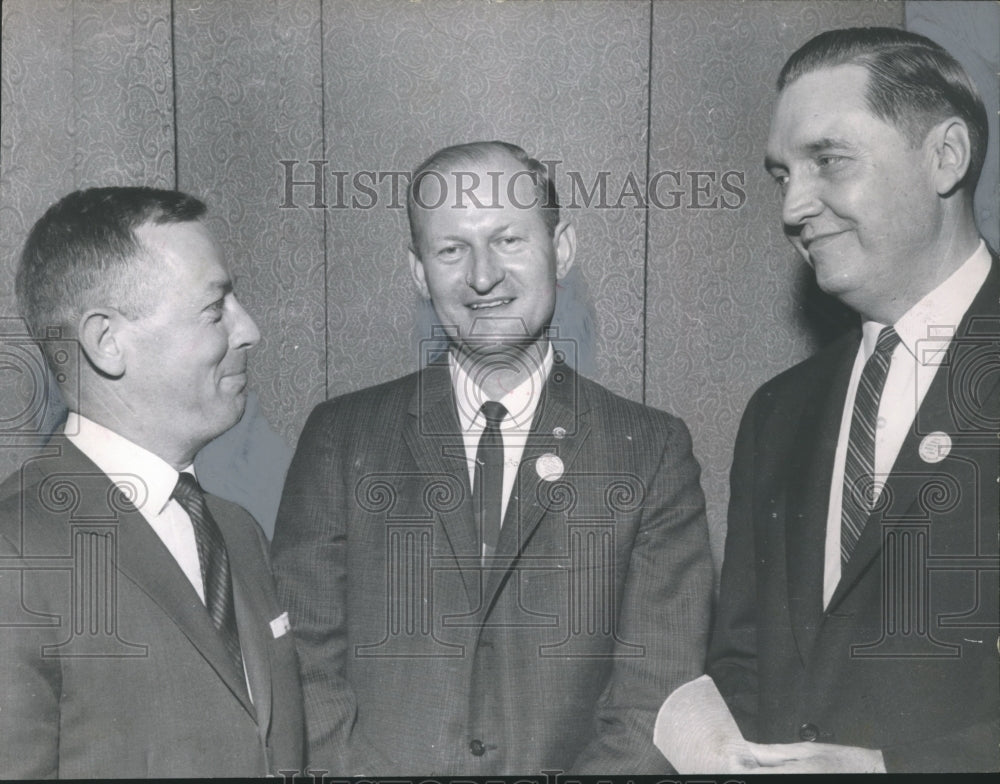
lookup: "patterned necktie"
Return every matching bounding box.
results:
[475,401,507,562]
[841,326,901,565]
[171,473,244,679]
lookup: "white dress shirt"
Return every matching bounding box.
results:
[65,412,206,601]
[823,241,992,607]
[450,343,553,527]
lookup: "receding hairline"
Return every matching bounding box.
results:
[407,143,558,253]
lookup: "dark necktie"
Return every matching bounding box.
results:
[475,401,507,562]
[841,326,901,565]
[171,473,244,679]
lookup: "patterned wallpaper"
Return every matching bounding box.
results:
[1,0,917,555]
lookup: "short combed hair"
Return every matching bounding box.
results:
[406,140,560,252]
[778,27,989,191]
[16,186,207,343]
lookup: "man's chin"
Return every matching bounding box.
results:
[456,335,544,359]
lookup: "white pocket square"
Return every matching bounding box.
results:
[270,611,291,639]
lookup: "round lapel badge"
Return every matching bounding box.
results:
[918,431,952,464]
[536,453,565,482]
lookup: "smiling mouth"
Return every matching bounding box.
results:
[802,230,846,250]
[467,298,512,310]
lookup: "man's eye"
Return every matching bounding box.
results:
[816,155,843,168]
[208,300,225,320]
[496,236,523,249]
[771,172,789,189]
[437,245,461,258]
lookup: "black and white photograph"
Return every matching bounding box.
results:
[0,0,997,778]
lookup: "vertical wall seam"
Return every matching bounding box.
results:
[169,0,179,189]
[320,0,329,398]
[71,0,77,187]
[641,0,654,406]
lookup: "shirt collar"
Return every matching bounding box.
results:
[64,412,191,516]
[861,240,991,363]
[449,342,553,432]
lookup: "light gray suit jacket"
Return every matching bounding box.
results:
[0,439,305,777]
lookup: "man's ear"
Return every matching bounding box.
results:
[408,247,431,299]
[929,117,973,195]
[552,220,577,279]
[77,309,127,378]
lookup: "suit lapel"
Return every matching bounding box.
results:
[482,365,590,615]
[41,440,256,716]
[402,361,480,604]
[112,495,256,716]
[828,261,1000,609]
[784,334,858,659]
[210,496,270,731]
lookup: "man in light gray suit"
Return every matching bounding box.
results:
[272,141,713,775]
[0,187,304,777]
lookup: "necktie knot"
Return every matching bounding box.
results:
[873,326,901,358]
[172,472,204,508]
[481,401,507,428]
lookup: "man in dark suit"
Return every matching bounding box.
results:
[271,141,713,775]
[707,27,999,773]
[0,187,304,777]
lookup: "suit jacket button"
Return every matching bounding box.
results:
[798,723,820,742]
[469,739,486,756]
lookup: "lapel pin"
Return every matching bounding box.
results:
[918,431,952,464]
[536,453,565,482]
[552,426,566,440]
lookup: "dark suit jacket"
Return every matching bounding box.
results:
[0,439,305,778]
[708,262,1000,772]
[271,360,713,775]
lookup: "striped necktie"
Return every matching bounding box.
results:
[172,473,244,680]
[841,326,901,565]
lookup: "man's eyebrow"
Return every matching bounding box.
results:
[206,278,234,296]
[764,137,857,171]
[804,136,856,154]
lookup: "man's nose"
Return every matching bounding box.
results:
[466,246,505,293]
[781,172,822,231]
[229,297,261,349]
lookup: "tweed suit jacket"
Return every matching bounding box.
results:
[0,439,305,778]
[271,358,713,775]
[707,260,1000,772]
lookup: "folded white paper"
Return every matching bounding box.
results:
[653,674,754,773]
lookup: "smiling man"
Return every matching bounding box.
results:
[0,187,304,777]
[271,141,713,775]
[706,28,999,772]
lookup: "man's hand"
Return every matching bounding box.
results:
[743,741,887,773]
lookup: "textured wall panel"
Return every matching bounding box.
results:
[72,0,174,188]
[646,0,904,567]
[174,0,326,444]
[0,0,173,485]
[1,0,75,313]
[321,0,650,400]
